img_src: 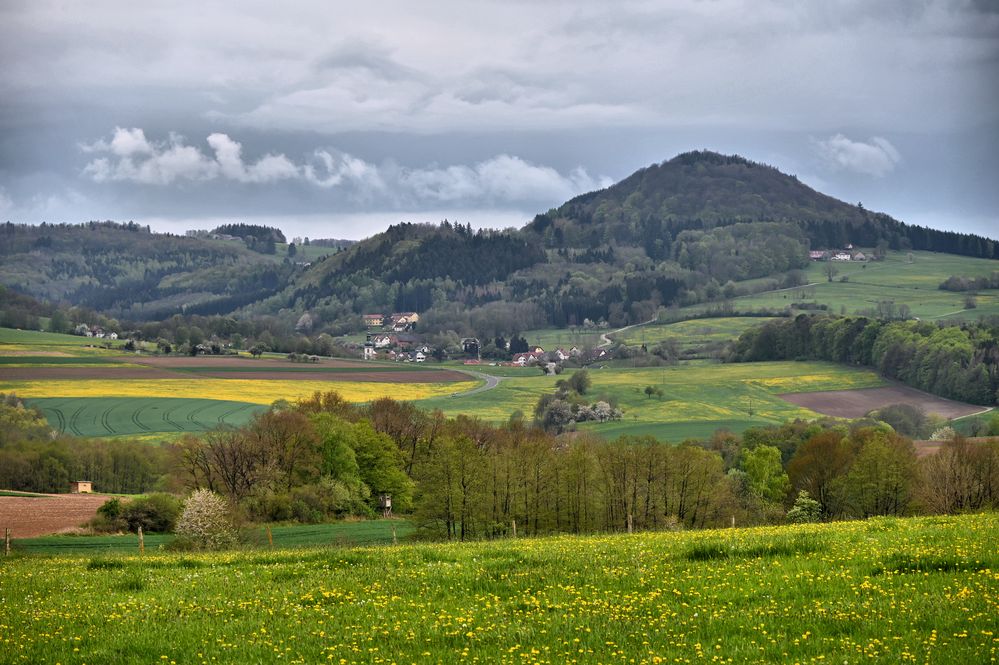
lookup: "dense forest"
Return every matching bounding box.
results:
[729,315,999,405]
[2,393,997,537]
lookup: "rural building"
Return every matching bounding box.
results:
[831,252,852,261]
[809,250,829,260]
[372,334,394,348]
[363,314,385,327]
[390,312,420,331]
[363,343,376,360]
[69,480,93,493]
[461,337,480,357]
[852,251,867,261]
[513,351,545,366]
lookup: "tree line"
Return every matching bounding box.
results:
[728,315,999,405]
[5,391,997,540]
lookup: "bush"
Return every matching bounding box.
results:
[174,489,237,550]
[122,493,182,533]
[786,490,822,523]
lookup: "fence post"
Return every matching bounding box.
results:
[137,526,144,555]
[511,519,517,538]
[4,528,10,556]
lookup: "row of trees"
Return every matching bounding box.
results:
[3,391,998,539]
[729,315,999,405]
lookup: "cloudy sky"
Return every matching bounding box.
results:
[1,1,997,239]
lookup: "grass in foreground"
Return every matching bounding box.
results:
[1,513,995,663]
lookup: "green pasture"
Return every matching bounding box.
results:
[0,327,138,356]
[670,250,999,321]
[11,519,414,555]
[612,316,779,352]
[2,514,995,663]
[418,360,884,441]
[520,326,605,350]
[27,397,267,437]
[0,355,130,366]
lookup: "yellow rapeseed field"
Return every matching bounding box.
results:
[0,378,479,404]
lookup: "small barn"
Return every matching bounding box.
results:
[69,480,93,493]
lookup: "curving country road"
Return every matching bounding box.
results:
[451,369,503,397]
[599,317,658,348]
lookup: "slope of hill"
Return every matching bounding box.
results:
[0,221,301,319]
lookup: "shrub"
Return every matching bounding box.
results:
[122,493,182,533]
[786,490,822,523]
[174,489,237,550]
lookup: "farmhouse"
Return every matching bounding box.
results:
[69,480,92,493]
[513,351,545,366]
[809,250,829,260]
[390,312,420,331]
[831,252,852,261]
[553,348,571,362]
[372,334,394,348]
[363,314,385,327]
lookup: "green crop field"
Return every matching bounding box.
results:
[612,316,780,352]
[418,360,884,441]
[2,513,995,663]
[11,519,413,555]
[26,397,267,437]
[671,250,999,321]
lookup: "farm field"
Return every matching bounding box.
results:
[27,397,266,437]
[10,519,414,554]
[1,513,995,663]
[671,250,999,321]
[519,326,605,350]
[418,360,886,441]
[0,492,111,538]
[780,384,989,420]
[611,316,779,352]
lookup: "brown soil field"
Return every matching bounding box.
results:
[779,384,986,419]
[0,493,111,538]
[0,367,190,380]
[133,356,381,369]
[192,369,468,382]
[911,436,998,458]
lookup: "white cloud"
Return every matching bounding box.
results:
[402,155,610,203]
[815,134,901,177]
[0,187,13,215]
[80,128,606,205]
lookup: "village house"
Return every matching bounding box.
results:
[831,252,852,261]
[363,314,385,328]
[553,348,571,362]
[809,250,829,260]
[372,334,394,348]
[389,312,420,331]
[415,351,426,362]
[852,251,867,261]
[512,351,545,366]
[461,337,480,357]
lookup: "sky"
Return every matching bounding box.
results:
[1,0,997,240]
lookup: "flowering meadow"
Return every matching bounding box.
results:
[1,513,996,664]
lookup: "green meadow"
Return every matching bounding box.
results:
[673,250,999,321]
[11,519,413,555]
[612,316,780,354]
[1,513,995,664]
[419,360,884,441]
[519,327,606,350]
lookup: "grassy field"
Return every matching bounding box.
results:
[519,327,606,350]
[1,513,995,663]
[671,250,999,321]
[26,397,266,437]
[11,519,414,555]
[419,360,884,441]
[612,316,780,353]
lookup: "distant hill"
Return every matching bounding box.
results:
[1,152,996,334]
[0,221,300,319]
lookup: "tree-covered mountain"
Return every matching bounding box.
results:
[1,151,996,337]
[526,151,997,259]
[0,221,301,320]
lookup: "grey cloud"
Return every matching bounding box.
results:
[815,134,901,178]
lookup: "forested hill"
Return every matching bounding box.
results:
[526,151,998,260]
[0,221,301,320]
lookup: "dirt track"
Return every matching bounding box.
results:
[133,356,383,369]
[0,367,188,380]
[0,493,111,538]
[779,384,985,419]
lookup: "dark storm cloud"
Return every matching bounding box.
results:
[0,0,996,238]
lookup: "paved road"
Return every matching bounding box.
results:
[451,369,502,397]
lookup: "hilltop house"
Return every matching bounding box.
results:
[390,312,420,331]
